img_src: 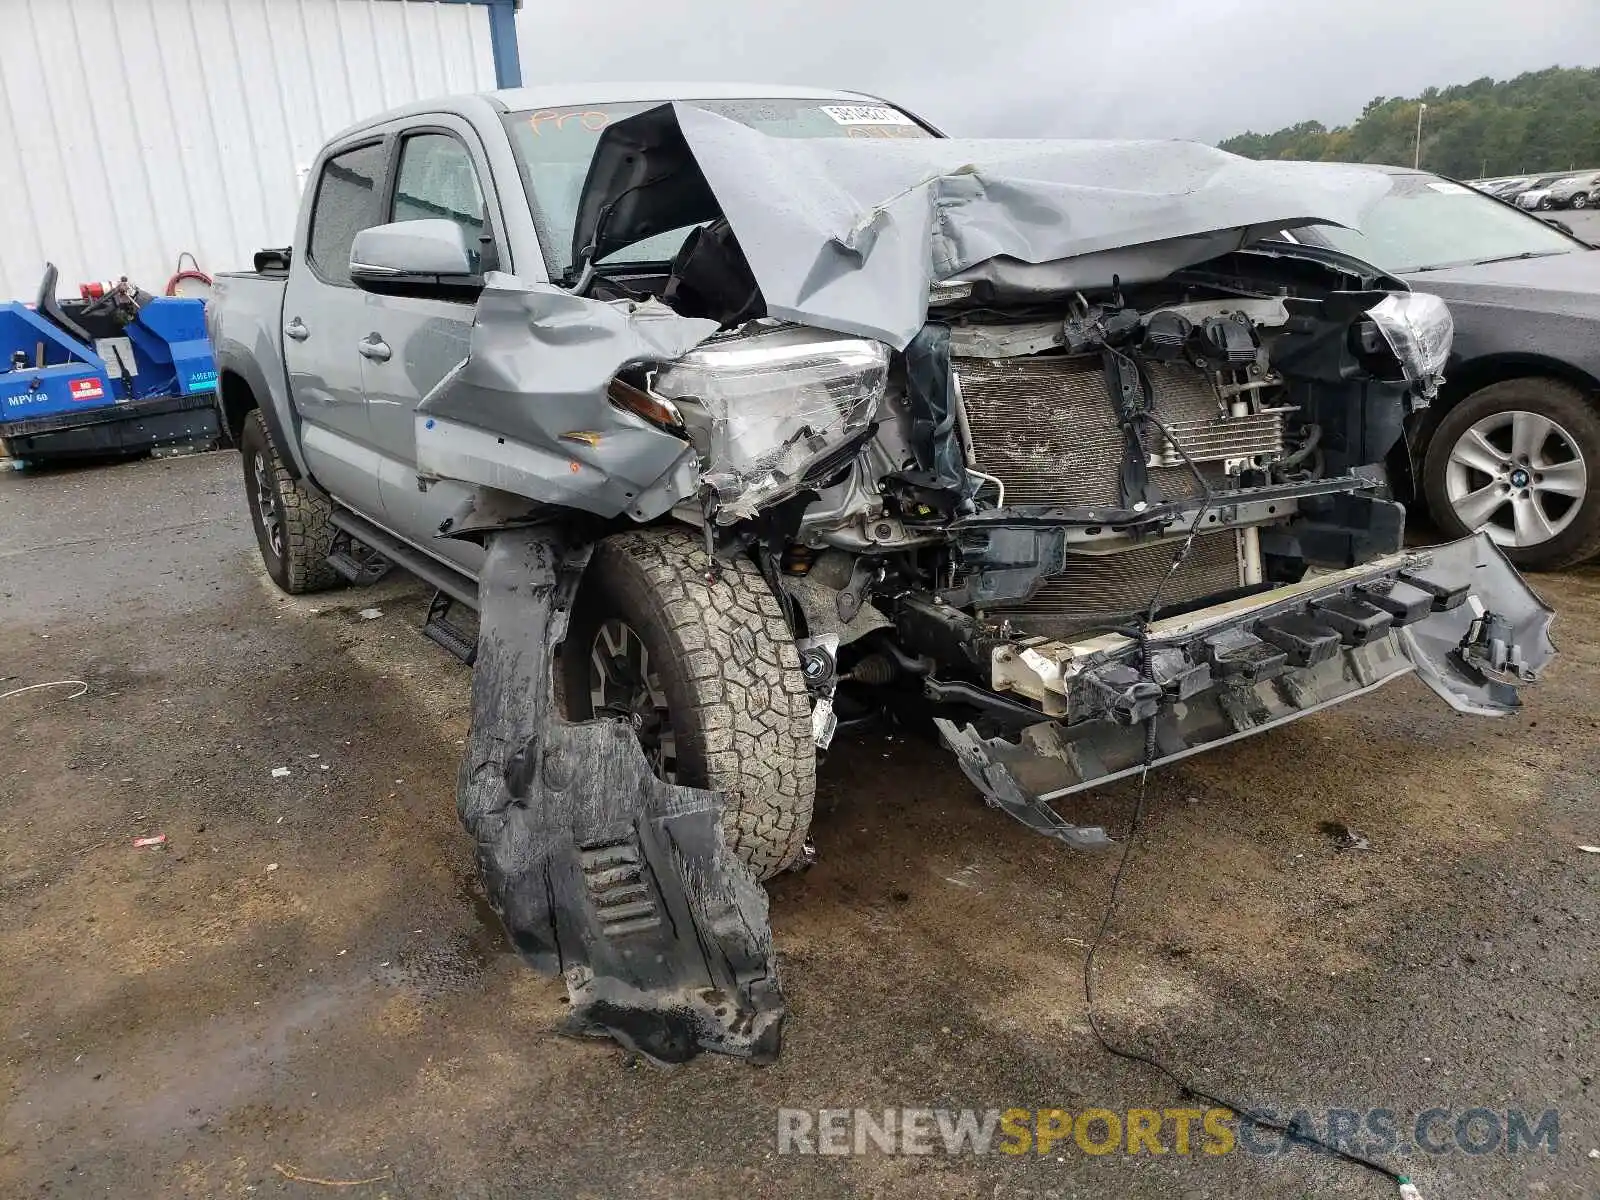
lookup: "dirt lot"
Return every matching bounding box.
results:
[1,451,1596,1199]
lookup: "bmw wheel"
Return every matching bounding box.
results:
[1572,192,1590,210]
[1424,378,1600,570]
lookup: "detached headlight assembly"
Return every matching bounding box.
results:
[1366,292,1454,395]
[648,325,889,519]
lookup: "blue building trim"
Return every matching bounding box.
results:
[483,0,523,89]
[389,0,522,89]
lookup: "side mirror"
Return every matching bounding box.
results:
[350,220,477,297]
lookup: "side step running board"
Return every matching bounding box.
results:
[328,509,478,609]
[326,529,395,585]
[422,590,478,665]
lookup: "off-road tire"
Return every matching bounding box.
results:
[1423,378,1600,571]
[239,409,340,593]
[562,528,816,880]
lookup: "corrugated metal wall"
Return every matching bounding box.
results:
[0,0,498,299]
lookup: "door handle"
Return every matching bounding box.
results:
[284,317,309,341]
[358,335,392,363]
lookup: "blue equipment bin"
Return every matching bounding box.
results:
[0,305,115,424]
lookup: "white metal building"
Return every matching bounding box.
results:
[0,0,522,299]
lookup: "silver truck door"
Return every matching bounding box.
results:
[360,122,505,576]
[283,139,389,515]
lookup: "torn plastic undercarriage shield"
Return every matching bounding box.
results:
[459,528,784,1063]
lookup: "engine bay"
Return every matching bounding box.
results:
[552,239,1453,752]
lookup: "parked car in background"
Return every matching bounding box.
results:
[1282,167,1600,569]
[1474,176,1529,199]
[1548,169,1600,209]
[1516,174,1568,210]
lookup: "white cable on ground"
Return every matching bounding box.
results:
[0,680,89,701]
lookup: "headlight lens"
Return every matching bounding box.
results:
[1367,292,1454,394]
[650,325,889,518]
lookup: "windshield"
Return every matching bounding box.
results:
[1308,173,1581,273]
[503,98,931,280]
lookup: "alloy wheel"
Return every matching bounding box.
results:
[588,618,678,780]
[252,450,284,559]
[1445,409,1587,549]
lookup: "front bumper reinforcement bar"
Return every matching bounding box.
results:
[935,533,1556,849]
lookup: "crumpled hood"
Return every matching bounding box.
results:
[574,101,1394,348]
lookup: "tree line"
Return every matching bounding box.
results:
[1218,66,1600,179]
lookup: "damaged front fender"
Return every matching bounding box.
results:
[459,527,784,1063]
[415,278,719,524]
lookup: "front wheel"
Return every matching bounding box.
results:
[1538,197,1555,210]
[1572,192,1590,210]
[561,528,816,880]
[1423,378,1600,570]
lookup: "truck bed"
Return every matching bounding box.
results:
[208,265,305,473]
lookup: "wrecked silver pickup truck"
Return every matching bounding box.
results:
[209,84,1555,1064]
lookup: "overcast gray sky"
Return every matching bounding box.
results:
[515,0,1600,142]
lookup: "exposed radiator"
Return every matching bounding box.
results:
[993,533,1245,637]
[956,355,1128,506]
[953,351,1265,636]
[954,354,1284,505]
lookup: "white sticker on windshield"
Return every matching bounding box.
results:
[820,104,916,126]
[1426,181,1471,194]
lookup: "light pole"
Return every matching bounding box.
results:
[1414,102,1428,169]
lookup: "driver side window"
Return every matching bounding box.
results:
[391,132,496,273]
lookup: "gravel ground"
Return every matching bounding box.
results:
[1,451,1596,1199]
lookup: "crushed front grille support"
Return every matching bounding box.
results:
[944,533,1555,839]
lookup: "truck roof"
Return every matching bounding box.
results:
[492,81,880,108]
[330,82,882,140]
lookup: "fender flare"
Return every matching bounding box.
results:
[214,350,306,480]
